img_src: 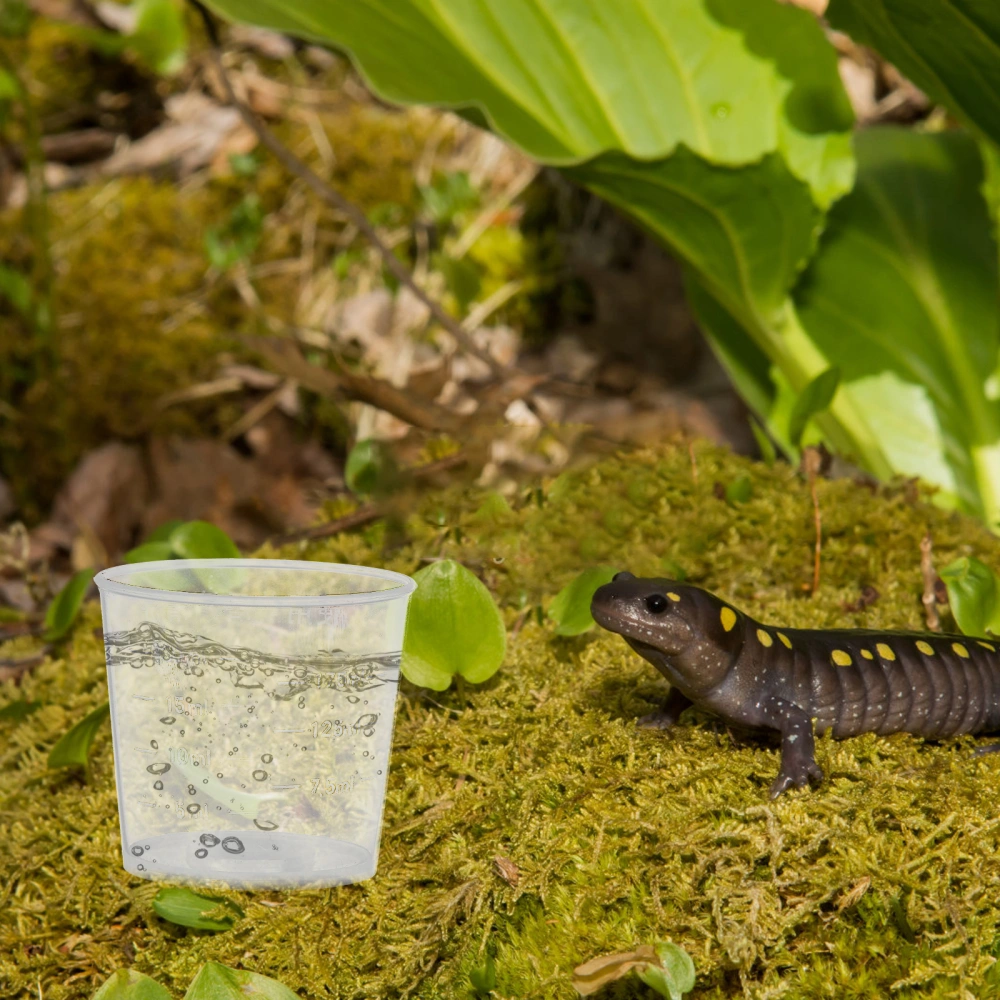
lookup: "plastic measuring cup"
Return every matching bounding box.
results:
[94,559,415,890]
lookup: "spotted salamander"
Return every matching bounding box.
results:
[591,572,1000,798]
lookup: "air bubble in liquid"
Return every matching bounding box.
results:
[202,779,208,784]
[221,836,245,854]
[261,753,273,764]
[187,803,200,815]
[159,716,176,725]
[185,697,192,703]
[137,864,145,871]
[232,747,238,753]
[297,697,305,708]
[195,848,208,859]
[254,819,279,831]
[153,780,163,791]
[149,739,158,749]
[252,769,268,781]
[377,770,383,775]
[216,678,222,684]
[131,845,144,857]
[179,729,185,736]
[216,772,224,779]
[188,784,196,794]
[347,695,359,704]
[146,763,170,775]
[200,833,220,847]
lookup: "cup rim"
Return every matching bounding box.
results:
[94,558,417,607]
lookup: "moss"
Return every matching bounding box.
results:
[10,443,1000,999]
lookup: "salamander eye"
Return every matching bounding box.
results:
[645,593,669,614]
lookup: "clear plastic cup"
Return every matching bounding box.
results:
[94,559,415,890]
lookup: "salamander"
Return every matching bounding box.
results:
[591,572,1000,798]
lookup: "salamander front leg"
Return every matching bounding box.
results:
[637,687,693,731]
[764,696,823,799]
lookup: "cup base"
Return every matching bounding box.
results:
[123,829,376,889]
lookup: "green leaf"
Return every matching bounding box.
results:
[0,263,33,319]
[547,567,619,637]
[637,942,697,1000]
[0,699,41,722]
[940,557,1000,637]
[794,128,1000,523]
[749,417,777,465]
[125,542,175,564]
[91,969,173,1000]
[344,439,400,497]
[44,568,95,641]
[469,951,497,998]
[152,887,244,932]
[204,0,854,206]
[169,521,240,559]
[401,560,506,690]
[787,367,841,449]
[436,253,482,311]
[0,0,31,38]
[183,961,298,1000]
[827,0,1000,147]
[724,474,753,505]
[48,702,110,769]
[129,0,188,75]
[146,519,185,543]
[420,171,478,227]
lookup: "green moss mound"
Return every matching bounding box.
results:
[6,443,1000,999]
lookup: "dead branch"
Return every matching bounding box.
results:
[190,0,504,378]
[266,451,468,546]
[0,645,52,682]
[251,336,462,434]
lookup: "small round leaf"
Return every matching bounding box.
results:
[169,521,240,559]
[91,969,173,1000]
[183,961,298,1000]
[402,560,506,690]
[548,567,619,636]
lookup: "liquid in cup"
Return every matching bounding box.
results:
[94,560,415,889]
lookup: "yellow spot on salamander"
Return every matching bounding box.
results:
[860,649,873,660]
[831,649,852,666]
[757,629,773,647]
[953,642,970,658]
[667,592,681,602]
[978,641,996,652]
[720,607,736,632]
[777,632,792,649]
[876,643,896,661]
[916,640,934,655]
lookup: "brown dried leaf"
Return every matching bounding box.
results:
[493,855,519,887]
[837,876,872,910]
[572,945,658,996]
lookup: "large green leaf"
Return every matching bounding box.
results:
[794,127,1000,523]
[827,0,1000,147]
[206,0,853,204]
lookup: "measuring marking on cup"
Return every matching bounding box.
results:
[94,559,416,890]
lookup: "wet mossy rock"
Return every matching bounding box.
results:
[9,444,1000,998]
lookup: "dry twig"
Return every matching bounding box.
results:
[803,447,823,596]
[920,532,941,632]
[191,1,504,378]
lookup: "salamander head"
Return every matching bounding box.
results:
[591,572,744,695]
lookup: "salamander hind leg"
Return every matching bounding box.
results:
[763,696,824,799]
[637,687,693,730]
